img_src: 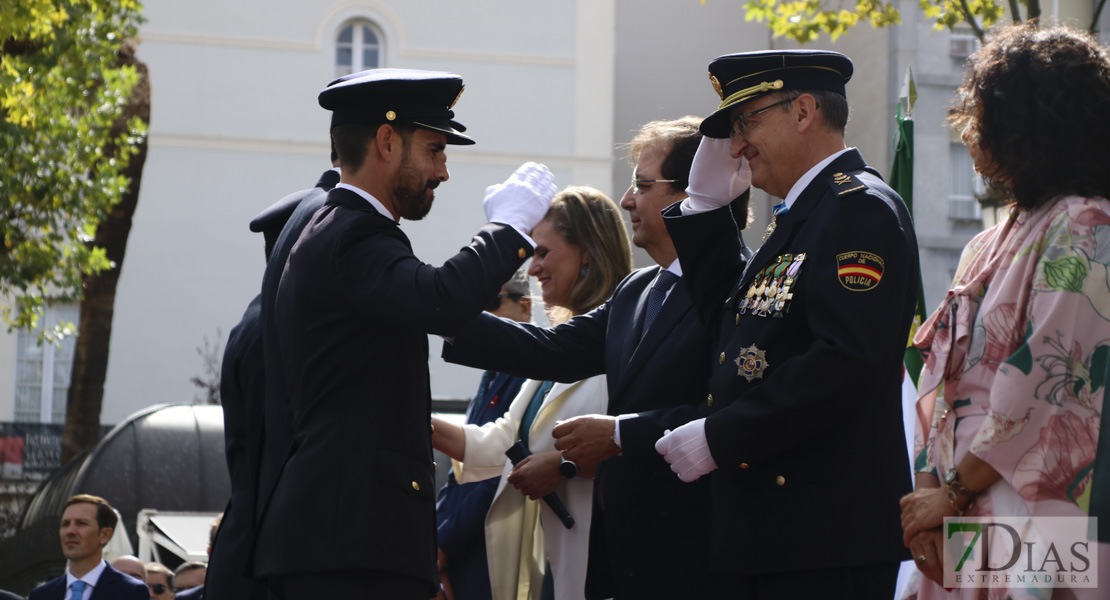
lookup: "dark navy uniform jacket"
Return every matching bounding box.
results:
[208,169,335,600]
[252,187,531,594]
[625,149,919,574]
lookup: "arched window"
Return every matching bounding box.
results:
[336,21,381,77]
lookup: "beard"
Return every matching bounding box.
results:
[391,153,438,221]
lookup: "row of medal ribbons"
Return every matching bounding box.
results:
[739,253,807,318]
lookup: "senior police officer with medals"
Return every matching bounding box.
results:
[635,51,920,597]
[251,69,557,599]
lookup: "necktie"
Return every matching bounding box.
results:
[642,270,680,338]
[70,580,86,600]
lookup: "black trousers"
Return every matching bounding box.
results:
[735,562,901,600]
[268,569,431,600]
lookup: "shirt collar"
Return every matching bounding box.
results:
[782,147,853,211]
[335,183,397,222]
[663,258,683,278]
[66,559,108,590]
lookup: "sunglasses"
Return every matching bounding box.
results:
[486,292,525,312]
[149,584,168,595]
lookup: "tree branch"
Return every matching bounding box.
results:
[0,37,44,56]
[1091,0,1107,34]
[1027,0,1041,21]
[958,0,987,40]
[1008,0,1022,23]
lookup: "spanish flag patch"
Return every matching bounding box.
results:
[836,251,884,291]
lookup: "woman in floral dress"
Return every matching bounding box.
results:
[899,24,1110,599]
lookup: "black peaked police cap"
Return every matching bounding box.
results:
[319,68,475,145]
[700,50,853,139]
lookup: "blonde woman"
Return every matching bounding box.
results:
[433,186,632,600]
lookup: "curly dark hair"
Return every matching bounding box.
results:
[950,24,1110,211]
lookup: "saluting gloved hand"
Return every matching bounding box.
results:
[484,162,558,233]
[654,418,718,482]
[682,137,752,213]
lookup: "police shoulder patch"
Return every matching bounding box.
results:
[829,171,867,197]
[836,251,884,291]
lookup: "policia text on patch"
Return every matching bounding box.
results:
[836,251,885,291]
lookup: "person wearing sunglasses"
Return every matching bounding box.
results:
[144,564,173,600]
[435,269,531,600]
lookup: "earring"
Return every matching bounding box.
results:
[579,266,588,278]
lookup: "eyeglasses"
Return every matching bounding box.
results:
[148,584,168,595]
[486,292,525,312]
[630,178,678,195]
[731,96,797,137]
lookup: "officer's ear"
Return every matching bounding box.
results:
[375,123,405,165]
[794,93,820,133]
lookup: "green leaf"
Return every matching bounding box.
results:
[1043,256,1089,293]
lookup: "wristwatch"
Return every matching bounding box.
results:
[559,456,579,479]
[943,468,977,516]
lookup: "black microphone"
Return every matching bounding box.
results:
[505,441,575,529]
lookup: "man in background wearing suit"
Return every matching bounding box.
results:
[443,117,748,599]
[28,495,148,600]
[252,69,555,599]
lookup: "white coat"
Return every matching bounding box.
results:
[455,375,607,600]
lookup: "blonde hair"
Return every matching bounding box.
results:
[542,186,632,324]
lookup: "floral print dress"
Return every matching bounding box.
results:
[912,196,1110,599]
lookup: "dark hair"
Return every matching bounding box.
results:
[64,494,117,531]
[951,24,1110,211]
[770,89,848,134]
[627,116,703,193]
[331,122,414,171]
[542,186,632,323]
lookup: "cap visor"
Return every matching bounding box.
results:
[699,109,733,139]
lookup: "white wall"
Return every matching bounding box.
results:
[87,0,614,423]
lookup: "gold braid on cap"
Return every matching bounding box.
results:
[450,85,465,109]
[718,79,784,110]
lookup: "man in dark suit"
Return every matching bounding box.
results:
[28,495,148,600]
[435,269,531,600]
[205,158,337,600]
[252,69,555,599]
[442,117,747,599]
[641,50,919,598]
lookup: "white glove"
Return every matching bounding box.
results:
[682,137,752,213]
[654,418,718,482]
[484,162,558,233]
